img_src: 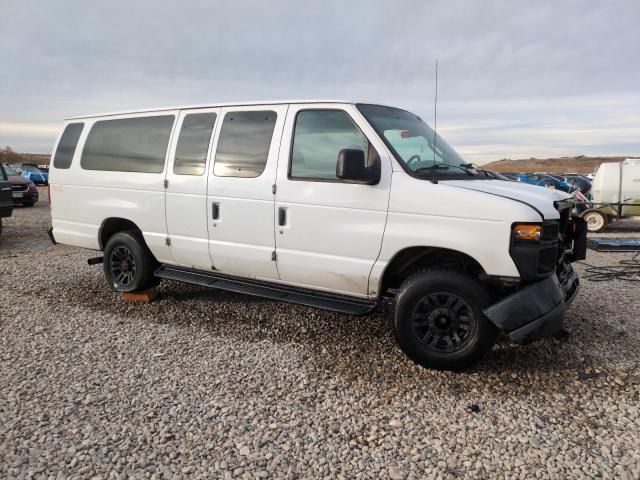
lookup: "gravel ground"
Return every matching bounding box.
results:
[1,189,639,479]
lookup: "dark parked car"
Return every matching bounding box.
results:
[3,163,39,207]
[549,174,592,198]
[563,174,592,195]
[0,163,14,236]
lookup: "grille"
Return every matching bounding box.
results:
[537,220,561,275]
[538,246,557,275]
[11,184,28,192]
[554,201,575,273]
[542,221,559,241]
[555,200,573,237]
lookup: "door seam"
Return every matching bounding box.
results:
[272,105,290,280]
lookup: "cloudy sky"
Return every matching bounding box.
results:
[1,0,639,163]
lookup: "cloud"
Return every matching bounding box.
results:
[0,0,638,161]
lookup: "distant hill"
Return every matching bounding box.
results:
[18,153,50,165]
[0,147,50,165]
[483,156,633,174]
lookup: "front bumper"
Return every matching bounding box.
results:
[12,189,39,204]
[484,266,579,343]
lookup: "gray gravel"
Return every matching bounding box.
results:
[1,189,640,479]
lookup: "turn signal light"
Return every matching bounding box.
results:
[513,224,542,241]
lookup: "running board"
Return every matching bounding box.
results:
[154,265,377,315]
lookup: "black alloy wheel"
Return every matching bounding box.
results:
[103,230,159,292]
[410,292,477,353]
[394,268,497,370]
[109,245,138,288]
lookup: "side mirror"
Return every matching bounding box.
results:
[336,149,380,184]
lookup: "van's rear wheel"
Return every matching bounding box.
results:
[394,269,497,370]
[103,230,159,292]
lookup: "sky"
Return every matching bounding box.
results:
[1,0,639,164]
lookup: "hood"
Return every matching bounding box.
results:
[8,175,30,186]
[441,179,571,220]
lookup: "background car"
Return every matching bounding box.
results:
[15,163,49,185]
[0,163,14,236]
[563,174,592,196]
[518,173,575,193]
[3,163,39,206]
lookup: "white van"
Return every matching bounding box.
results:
[49,101,586,369]
[582,159,640,232]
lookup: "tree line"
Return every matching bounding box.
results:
[0,146,22,164]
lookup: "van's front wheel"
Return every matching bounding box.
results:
[394,269,497,370]
[103,231,159,292]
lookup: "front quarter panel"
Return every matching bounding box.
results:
[370,174,541,295]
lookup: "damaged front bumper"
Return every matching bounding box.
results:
[484,265,579,343]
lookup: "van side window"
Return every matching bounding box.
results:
[81,116,175,173]
[214,111,277,178]
[53,123,84,169]
[174,112,217,175]
[290,110,373,181]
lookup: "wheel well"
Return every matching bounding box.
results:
[379,247,485,293]
[98,218,141,250]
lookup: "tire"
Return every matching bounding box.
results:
[0,218,3,237]
[22,202,34,207]
[103,230,159,292]
[583,210,607,233]
[394,268,497,370]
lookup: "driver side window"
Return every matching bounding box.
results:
[290,110,376,181]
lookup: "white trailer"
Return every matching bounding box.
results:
[583,159,640,232]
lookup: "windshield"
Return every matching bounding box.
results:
[357,104,474,177]
[4,164,18,176]
[21,165,42,173]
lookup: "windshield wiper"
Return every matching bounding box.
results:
[460,162,490,177]
[414,163,476,177]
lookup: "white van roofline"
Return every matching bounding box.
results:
[65,99,360,121]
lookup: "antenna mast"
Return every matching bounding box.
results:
[433,58,438,162]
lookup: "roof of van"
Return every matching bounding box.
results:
[65,99,360,120]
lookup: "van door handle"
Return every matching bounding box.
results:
[212,202,220,220]
[278,207,286,226]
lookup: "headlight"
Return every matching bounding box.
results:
[28,181,35,187]
[513,223,542,241]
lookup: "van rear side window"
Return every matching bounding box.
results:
[53,123,84,169]
[214,111,277,178]
[174,112,217,176]
[81,116,175,173]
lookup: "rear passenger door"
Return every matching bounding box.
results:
[165,108,219,269]
[207,105,287,280]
